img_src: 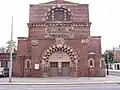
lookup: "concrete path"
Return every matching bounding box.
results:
[0,75,120,85]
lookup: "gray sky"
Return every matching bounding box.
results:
[0,0,120,53]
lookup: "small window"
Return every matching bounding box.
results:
[50,62,58,67]
[89,59,94,67]
[90,60,93,66]
[25,59,31,69]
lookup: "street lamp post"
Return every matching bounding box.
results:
[9,16,13,82]
[106,50,109,75]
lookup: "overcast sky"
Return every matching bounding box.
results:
[0,0,120,53]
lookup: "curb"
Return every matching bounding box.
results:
[0,82,120,85]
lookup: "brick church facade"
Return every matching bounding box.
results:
[13,0,105,77]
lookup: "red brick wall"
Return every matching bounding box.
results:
[13,38,28,76]
[12,0,104,77]
[89,36,101,55]
[17,38,28,56]
[88,36,105,76]
[29,39,54,77]
[29,2,89,23]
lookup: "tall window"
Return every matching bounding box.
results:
[25,59,31,69]
[47,8,71,21]
[0,61,1,67]
[100,58,104,68]
[89,59,94,67]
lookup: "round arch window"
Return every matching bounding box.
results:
[47,8,71,21]
[88,58,94,67]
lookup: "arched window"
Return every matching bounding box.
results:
[47,8,71,21]
[100,58,105,68]
[25,59,31,69]
[88,58,94,67]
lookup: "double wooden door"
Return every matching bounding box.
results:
[50,62,70,77]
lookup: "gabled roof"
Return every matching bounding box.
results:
[41,0,79,5]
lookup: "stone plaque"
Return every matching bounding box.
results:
[31,40,38,46]
[34,64,39,69]
[44,24,73,37]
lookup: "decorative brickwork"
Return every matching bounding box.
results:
[12,0,105,77]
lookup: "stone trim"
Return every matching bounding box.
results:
[45,7,72,21]
[42,44,79,62]
[27,23,46,28]
[18,37,28,40]
[91,36,101,38]
[88,52,95,55]
[28,22,91,28]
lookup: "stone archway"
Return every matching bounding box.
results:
[42,43,79,77]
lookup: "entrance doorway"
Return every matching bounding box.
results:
[61,62,70,76]
[117,64,120,70]
[50,62,58,77]
[42,44,79,77]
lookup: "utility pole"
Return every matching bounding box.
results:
[9,16,13,82]
[106,50,109,75]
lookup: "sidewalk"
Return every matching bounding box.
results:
[108,69,120,72]
[0,75,120,85]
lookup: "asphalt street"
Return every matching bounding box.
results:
[0,84,120,90]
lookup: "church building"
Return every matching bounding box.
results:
[13,0,105,77]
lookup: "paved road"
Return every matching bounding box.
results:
[0,84,120,90]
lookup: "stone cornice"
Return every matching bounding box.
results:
[30,4,79,6]
[30,4,88,6]
[91,36,101,38]
[27,36,88,40]
[0,53,17,55]
[18,37,28,40]
[45,21,73,24]
[27,23,45,28]
[73,22,91,27]
[27,22,91,28]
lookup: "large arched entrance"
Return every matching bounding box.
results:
[42,43,79,77]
